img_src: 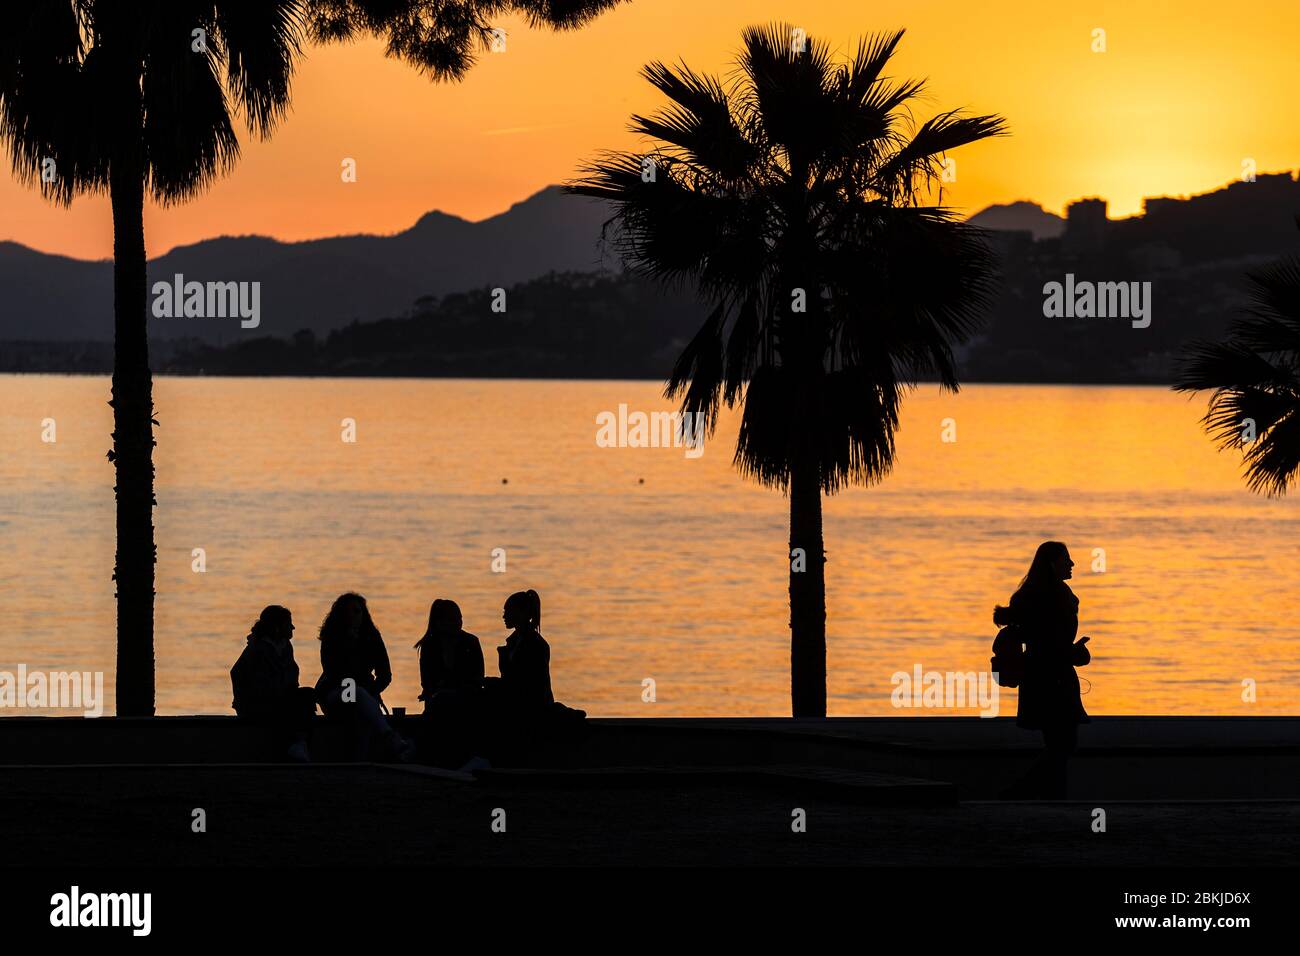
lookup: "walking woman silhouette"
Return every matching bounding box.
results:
[994,541,1093,798]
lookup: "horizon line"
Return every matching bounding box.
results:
[4,168,1297,264]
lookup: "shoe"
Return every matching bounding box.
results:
[286,741,311,763]
[392,734,417,763]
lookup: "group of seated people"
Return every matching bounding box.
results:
[229,588,584,768]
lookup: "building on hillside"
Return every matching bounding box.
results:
[1062,198,1108,256]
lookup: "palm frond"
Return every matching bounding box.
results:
[665,301,727,436]
[1176,256,1300,496]
[0,0,106,203]
[737,22,839,174]
[569,24,1005,492]
[873,110,1008,204]
[733,364,797,489]
[631,61,753,181]
[214,0,305,137]
[1242,407,1300,495]
[142,10,241,203]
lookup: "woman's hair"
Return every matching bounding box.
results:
[250,605,291,642]
[994,541,1069,623]
[1019,541,1069,591]
[318,592,379,643]
[504,589,542,632]
[415,598,463,648]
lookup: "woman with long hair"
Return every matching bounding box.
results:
[415,598,486,767]
[316,593,412,761]
[415,599,484,704]
[230,604,316,761]
[994,541,1092,798]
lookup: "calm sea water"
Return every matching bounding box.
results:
[0,375,1296,716]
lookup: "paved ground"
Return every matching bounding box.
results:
[1,765,1295,867]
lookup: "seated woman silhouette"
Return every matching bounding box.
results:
[415,598,485,766]
[230,605,316,762]
[994,541,1092,799]
[315,593,413,762]
[497,589,554,712]
[482,590,585,764]
[417,599,485,703]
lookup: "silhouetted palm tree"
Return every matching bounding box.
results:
[1176,255,1300,495]
[569,25,1006,716]
[1,1,306,716]
[1,0,622,717]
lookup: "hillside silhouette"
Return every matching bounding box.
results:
[963,172,1300,381]
[0,186,616,344]
[968,201,1064,240]
[6,172,1300,382]
[157,271,704,378]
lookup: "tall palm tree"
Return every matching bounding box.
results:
[1,1,306,717]
[569,25,1005,716]
[1,0,622,717]
[1176,254,1300,495]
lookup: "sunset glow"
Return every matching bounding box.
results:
[4,0,1299,260]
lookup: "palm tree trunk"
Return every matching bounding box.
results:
[788,451,826,717]
[110,151,155,717]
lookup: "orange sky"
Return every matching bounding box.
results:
[3,0,1299,261]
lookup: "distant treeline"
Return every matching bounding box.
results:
[962,173,1300,383]
[4,240,1294,384]
[959,235,1265,384]
[0,340,114,374]
[8,174,1300,383]
[154,271,705,379]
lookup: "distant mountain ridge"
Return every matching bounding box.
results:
[967,200,1065,240]
[0,188,1078,345]
[0,186,619,343]
[5,173,1300,386]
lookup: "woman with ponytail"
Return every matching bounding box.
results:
[483,589,584,764]
[498,589,553,711]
